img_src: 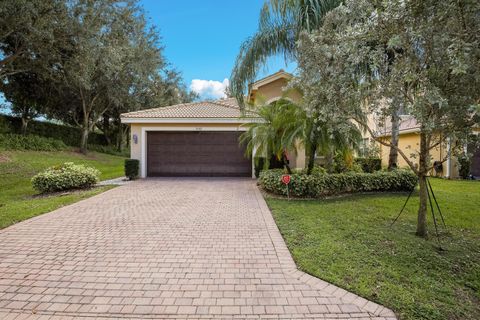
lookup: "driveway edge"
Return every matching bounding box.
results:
[251,182,397,320]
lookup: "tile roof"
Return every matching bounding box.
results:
[377,115,420,136]
[121,98,257,119]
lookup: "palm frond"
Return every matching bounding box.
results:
[230,22,295,106]
[230,0,342,107]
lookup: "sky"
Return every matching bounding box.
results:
[140,0,296,100]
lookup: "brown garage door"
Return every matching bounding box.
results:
[147,131,252,177]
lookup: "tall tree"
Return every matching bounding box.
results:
[230,0,341,105]
[296,0,480,237]
[0,71,51,134]
[46,0,158,153]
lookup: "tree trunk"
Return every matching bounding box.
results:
[102,114,111,145]
[21,117,29,135]
[325,151,334,173]
[282,152,292,174]
[416,131,429,238]
[116,125,123,152]
[125,126,130,148]
[306,142,317,175]
[388,106,400,170]
[80,117,89,154]
[416,174,428,237]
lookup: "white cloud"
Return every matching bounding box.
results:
[190,78,229,99]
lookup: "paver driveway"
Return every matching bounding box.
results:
[0,178,396,319]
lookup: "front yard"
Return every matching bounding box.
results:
[266,178,480,320]
[0,150,125,229]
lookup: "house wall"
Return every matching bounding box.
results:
[252,77,306,170]
[129,123,246,177]
[379,132,459,178]
[251,78,302,105]
[128,122,306,178]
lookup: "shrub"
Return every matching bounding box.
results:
[458,155,471,179]
[32,162,100,193]
[309,165,327,175]
[355,157,382,173]
[0,116,11,133]
[125,159,139,180]
[259,169,417,198]
[0,133,67,151]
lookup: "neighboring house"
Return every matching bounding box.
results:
[120,70,305,178]
[376,116,480,179]
[121,69,479,179]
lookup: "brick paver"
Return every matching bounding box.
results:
[0,178,396,319]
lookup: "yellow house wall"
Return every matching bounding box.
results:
[253,78,302,105]
[379,132,458,178]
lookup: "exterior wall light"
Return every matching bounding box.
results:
[133,134,138,144]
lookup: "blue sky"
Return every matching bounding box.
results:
[140,0,295,99]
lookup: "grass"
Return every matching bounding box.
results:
[266,178,480,320]
[0,150,125,229]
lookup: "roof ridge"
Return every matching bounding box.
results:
[122,98,239,115]
[212,98,239,110]
[120,102,191,116]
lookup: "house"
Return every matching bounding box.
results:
[376,116,480,178]
[121,70,479,179]
[120,70,305,178]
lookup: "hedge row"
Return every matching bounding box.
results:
[259,169,417,198]
[0,133,67,151]
[0,114,107,147]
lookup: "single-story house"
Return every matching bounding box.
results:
[120,70,306,178]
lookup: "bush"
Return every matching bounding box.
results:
[125,159,139,180]
[259,169,417,198]
[0,133,67,151]
[31,162,100,193]
[309,164,327,175]
[458,156,471,179]
[355,157,382,173]
[0,116,11,133]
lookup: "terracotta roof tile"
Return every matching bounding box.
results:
[121,98,256,119]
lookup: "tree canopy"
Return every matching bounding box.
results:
[295,0,480,237]
[0,0,195,152]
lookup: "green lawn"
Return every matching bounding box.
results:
[0,150,125,229]
[266,179,480,320]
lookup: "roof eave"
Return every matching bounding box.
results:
[120,117,261,124]
[250,71,293,90]
[377,127,421,137]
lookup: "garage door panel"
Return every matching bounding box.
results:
[147,131,251,177]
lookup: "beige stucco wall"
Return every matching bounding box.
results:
[252,78,302,105]
[252,77,306,169]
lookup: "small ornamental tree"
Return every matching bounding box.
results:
[296,0,480,237]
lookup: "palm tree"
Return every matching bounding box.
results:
[286,107,363,174]
[240,99,299,173]
[241,98,362,175]
[230,0,342,106]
